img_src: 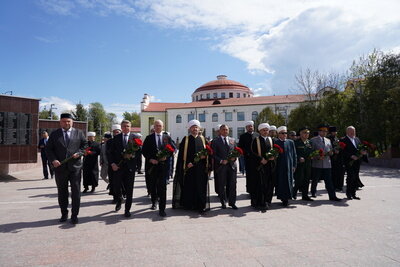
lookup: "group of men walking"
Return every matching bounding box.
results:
[43,113,367,224]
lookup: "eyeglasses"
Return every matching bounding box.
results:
[279,132,288,134]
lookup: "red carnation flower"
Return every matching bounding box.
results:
[234,146,244,155]
[134,138,143,146]
[273,144,284,154]
[339,141,346,149]
[206,144,213,155]
[165,144,175,153]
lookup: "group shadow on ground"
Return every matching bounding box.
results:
[0,189,350,233]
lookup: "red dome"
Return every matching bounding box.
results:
[194,75,251,93]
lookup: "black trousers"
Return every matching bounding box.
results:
[216,165,237,205]
[41,156,53,178]
[149,163,167,211]
[253,168,274,207]
[114,167,135,212]
[345,161,360,197]
[54,168,81,217]
[311,168,336,199]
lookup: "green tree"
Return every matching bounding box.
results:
[88,102,108,137]
[288,103,320,133]
[72,102,88,121]
[254,107,285,130]
[123,111,140,127]
[106,112,118,129]
[39,108,59,120]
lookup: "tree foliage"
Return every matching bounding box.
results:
[123,111,140,127]
[254,107,285,130]
[39,108,59,120]
[88,102,109,137]
[72,102,88,121]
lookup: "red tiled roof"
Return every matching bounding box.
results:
[194,78,250,93]
[143,95,307,112]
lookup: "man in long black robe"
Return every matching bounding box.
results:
[172,120,210,213]
[251,123,276,212]
[82,132,101,193]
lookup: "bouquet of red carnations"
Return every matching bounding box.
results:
[227,146,243,160]
[309,148,324,160]
[59,147,93,166]
[264,144,283,160]
[194,144,213,163]
[118,138,143,166]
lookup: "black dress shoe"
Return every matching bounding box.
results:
[71,216,78,224]
[124,211,131,217]
[282,200,288,207]
[346,194,353,200]
[59,214,68,222]
[159,210,166,217]
[311,194,316,198]
[151,204,157,210]
[138,171,143,174]
[115,201,122,211]
[330,197,341,202]
[90,187,95,193]
[82,188,88,193]
[352,196,361,200]
[302,196,314,201]
[43,177,49,180]
[230,204,238,210]
[221,203,226,209]
[106,184,110,190]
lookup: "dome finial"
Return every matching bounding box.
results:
[217,75,227,80]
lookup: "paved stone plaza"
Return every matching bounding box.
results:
[0,165,400,266]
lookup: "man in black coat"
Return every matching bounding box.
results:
[38,130,53,179]
[142,120,175,217]
[82,131,101,193]
[328,126,345,191]
[341,126,367,200]
[109,120,140,217]
[238,121,258,197]
[46,113,87,224]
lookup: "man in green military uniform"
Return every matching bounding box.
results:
[293,127,313,201]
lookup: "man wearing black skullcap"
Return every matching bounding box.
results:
[46,113,87,224]
[328,126,345,191]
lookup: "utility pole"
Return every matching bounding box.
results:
[49,104,57,120]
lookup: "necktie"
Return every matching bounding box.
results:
[64,131,70,146]
[224,137,229,147]
[124,134,128,148]
[157,135,162,149]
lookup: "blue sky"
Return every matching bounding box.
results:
[1,0,399,120]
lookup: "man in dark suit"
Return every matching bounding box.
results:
[142,120,175,217]
[238,120,258,197]
[341,126,367,200]
[46,113,87,224]
[212,124,238,210]
[38,131,53,179]
[109,120,140,217]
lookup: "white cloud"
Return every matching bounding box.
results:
[105,103,141,122]
[149,95,162,102]
[37,0,400,94]
[34,36,58,43]
[39,96,75,115]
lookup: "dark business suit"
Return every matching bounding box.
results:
[142,132,174,212]
[238,131,259,194]
[109,132,139,212]
[212,136,238,206]
[341,136,366,198]
[38,137,54,179]
[46,128,87,217]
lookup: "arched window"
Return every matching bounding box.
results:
[176,114,182,123]
[212,113,218,122]
[252,111,258,121]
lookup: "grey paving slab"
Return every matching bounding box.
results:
[0,165,400,266]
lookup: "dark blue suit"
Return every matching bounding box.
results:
[38,137,53,179]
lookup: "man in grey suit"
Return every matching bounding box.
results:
[310,124,341,201]
[212,124,238,210]
[46,113,87,224]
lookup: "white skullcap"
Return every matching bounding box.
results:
[188,119,201,129]
[258,123,270,131]
[245,121,254,127]
[87,131,96,137]
[111,124,121,131]
[215,124,222,131]
[269,125,277,131]
[277,126,287,133]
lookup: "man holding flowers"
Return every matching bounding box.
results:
[110,120,142,217]
[212,124,241,210]
[142,120,175,217]
[251,123,278,212]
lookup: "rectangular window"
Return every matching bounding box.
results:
[213,93,218,98]
[229,127,233,137]
[229,92,233,98]
[225,112,232,121]
[188,113,194,122]
[237,112,245,121]
[221,92,226,98]
[206,93,210,99]
[237,93,240,98]
[198,113,205,122]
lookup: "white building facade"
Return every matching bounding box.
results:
[140,75,307,141]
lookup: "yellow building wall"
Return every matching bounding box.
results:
[140,111,167,137]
